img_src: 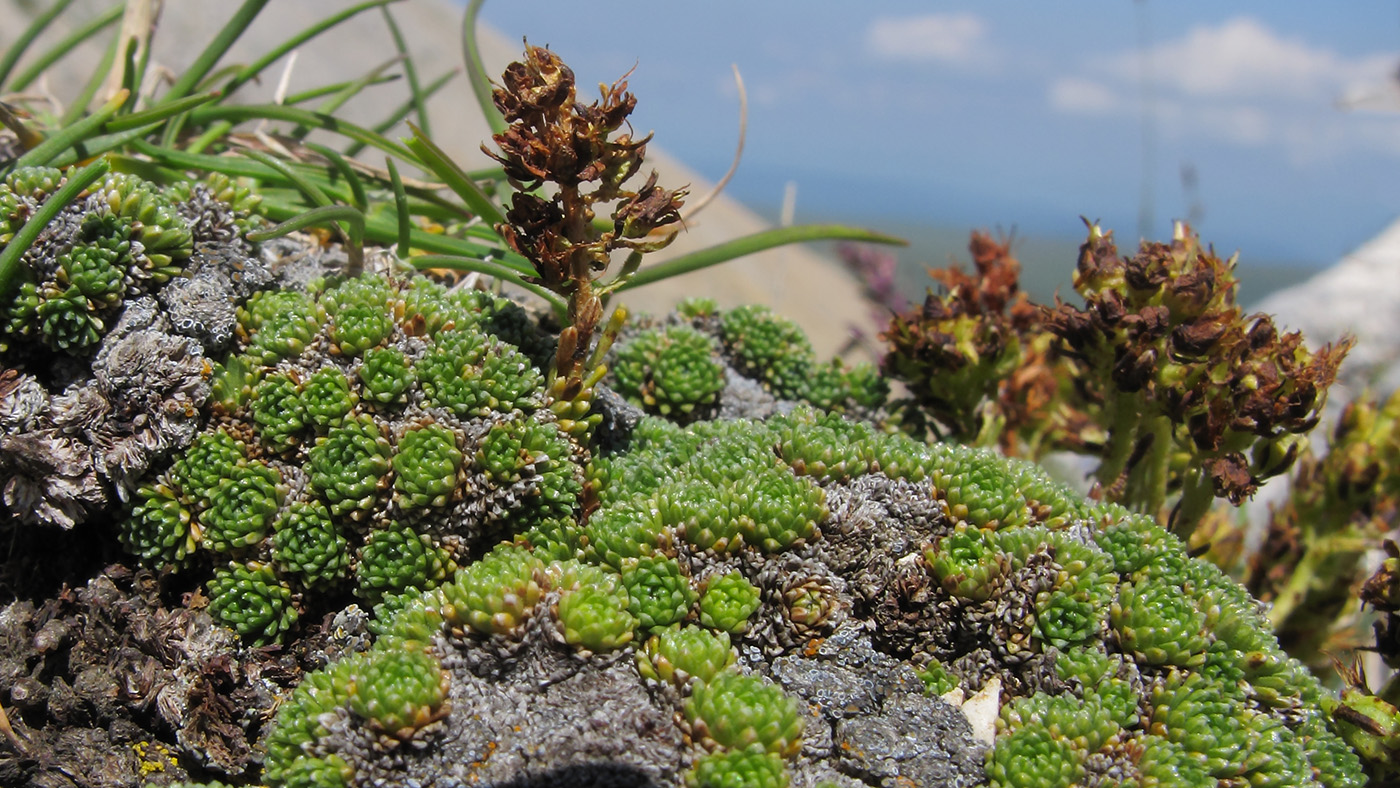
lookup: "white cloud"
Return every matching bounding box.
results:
[1119,17,1393,101]
[1046,16,1400,159]
[866,13,987,65]
[1048,78,1119,114]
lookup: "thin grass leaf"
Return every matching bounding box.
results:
[220,0,400,99]
[344,68,455,158]
[387,158,410,258]
[162,0,272,104]
[283,75,400,107]
[380,5,431,138]
[247,204,365,274]
[0,156,109,299]
[14,88,128,168]
[8,3,122,92]
[302,141,366,210]
[461,0,505,136]
[130,140,359,206]
[617,225,906,291]
[239,149,333,208]
[258,199,528,272]
[61,25,120,126]
[405,123,505,226]
[412,254,565,316]
[293,56,402,140]
[0,0,77,89]
[186,104,416,161]
[101,90,220,133]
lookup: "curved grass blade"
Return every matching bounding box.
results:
[220,0,400,99]
[61,30,120,126]
[461,0,506,136]
[283,75,399,107]
[412,253,564,317]
[0,0,77,89]
[239,148,333,208]
[186,104,416,161]
[101,90,221,133]
[8,2,122,92]
[617,224,907,291]
[247,204,365,274]
[162,0,272,104]
[302,141,367,211]
[0,156,109,299]
[14,88,128,168]
[380,5,431,138]
[344,68,455,158]
[294,56,403,139]
[386,158,410,258]
[405,122,505,227]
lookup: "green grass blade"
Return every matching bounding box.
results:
[102,90,220,133]
[0,0,76,89]
[282,75,399,106]
[461,0,506,136]
[617,225,907,291]
[296,56,402,139]
[0,156,109,299]
[220,0,400,98]
[44,121,166,168]
[61,29,121,126]
[187,103,416,161]
[14,88,128,168]
[344,69,455,158]
[163,0,272,103]
[257,199,530,273]
[247,204,365,274]
[301,141,367,210]
[412,254,564,314]
[405,123,505,226]
[239,149,333,208]
[380,5,431,138]
[386,158,410,259]
[8,2,121,92]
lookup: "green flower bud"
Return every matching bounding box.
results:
[346,649,450,740]
[200,462,283,553]
[120,483,196,568]
[698,572,761,635]
[309,415,392,518]
[556,576,637,652]
[440,544,544,638]
[636,624,735,686]
[172,429,246,506]
[355,522,454,602]
[684,671,805,757]
[207,561,297,646]
[686,750,789,788]
[357,346,415,407]
[300,366,357,432]
[985,725,1083,788]
[392,423,464,509]
[251,373,307,452]
[271,500,351,590]
[622,556,697,630]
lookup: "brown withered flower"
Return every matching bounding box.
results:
[1044,221,1352,532]
[485,44,686,387]
[882,231,1095,454]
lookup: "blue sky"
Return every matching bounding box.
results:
[480,3,1400,266]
